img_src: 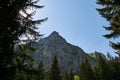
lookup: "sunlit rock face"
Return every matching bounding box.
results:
[89,51,106,60]
[32,31,96,73]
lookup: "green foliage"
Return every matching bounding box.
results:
[49,56,61,80]
[97,55,109,80]
[93,66,98,80]
[96,0,120,79]
[79,58,95,80]
[79,55,120,80]
[74,75,79,80]
[13,44,44,80]
[69,69,74,80]
[62,72,69,80]
[36,61,45,80]
[93,54,120,80]
[107,54,120,80]
[0,0,47,79]
[96,0,120,52]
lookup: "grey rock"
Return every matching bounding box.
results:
[89,51,106,60]
[32,31,97,73]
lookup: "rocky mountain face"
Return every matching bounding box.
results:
[89,51,106,60]
[31,31,97,73]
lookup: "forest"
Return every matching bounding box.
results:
[0,0,120,80]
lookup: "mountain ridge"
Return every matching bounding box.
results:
[31,31,98,73]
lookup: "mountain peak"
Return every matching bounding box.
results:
[34,31,97,74]
[48,31,62,40]
[50,31,59,37]
[38,31,67,44]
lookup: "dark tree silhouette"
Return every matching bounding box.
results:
[0,0,47,79]
[36,61,45,80]
[96,0,120,54]
[97,1,120,80]
[69,69,74,80]
[62,72,69,80]
[79,58,95,80]
[107,54,120,80]
[49,56,61,80]
[97,55,109,80]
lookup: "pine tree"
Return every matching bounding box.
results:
[96,0,120,53]
[62,71,69,80]
[13,44,37,80]
[36,61,45,80]
[93,66,99,80]
[97,55,109,80]
[69,69,74,80]
[0,0,47,79]
[113,60,120,80]
[96,1,120,79]
[108,56,120,80]
[49,56,61,80]
[79,58,95,80]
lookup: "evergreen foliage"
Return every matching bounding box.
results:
[13,44,35,80]
[36,61,45,80]
[49,56,61,80]
[0,0,47,79]
[96,0,120,53]
[97,55,109,80]
[107,54,120,80]
[79,58,95,80]
[69,69,74,80]
[79,55,120,80]
[93,66,99,80]
[96,0,120,79]
[62,72,69,80]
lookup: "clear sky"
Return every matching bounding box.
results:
[34,0,117,56]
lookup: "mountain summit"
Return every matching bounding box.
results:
[32,31,96,73]
[49,31,59,37]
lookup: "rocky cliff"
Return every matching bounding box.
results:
[31,31,97,73]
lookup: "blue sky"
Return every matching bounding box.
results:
[34,0,117,56]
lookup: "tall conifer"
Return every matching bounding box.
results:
[69,69,74,80]
[37,61,45,80]
[0,0,47,79]
[97,55,109,80]
[49,56,61,80]
[62,72,69,80]
[79,58,95,80]
[96,0,120,55]
[97,0,120,79]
